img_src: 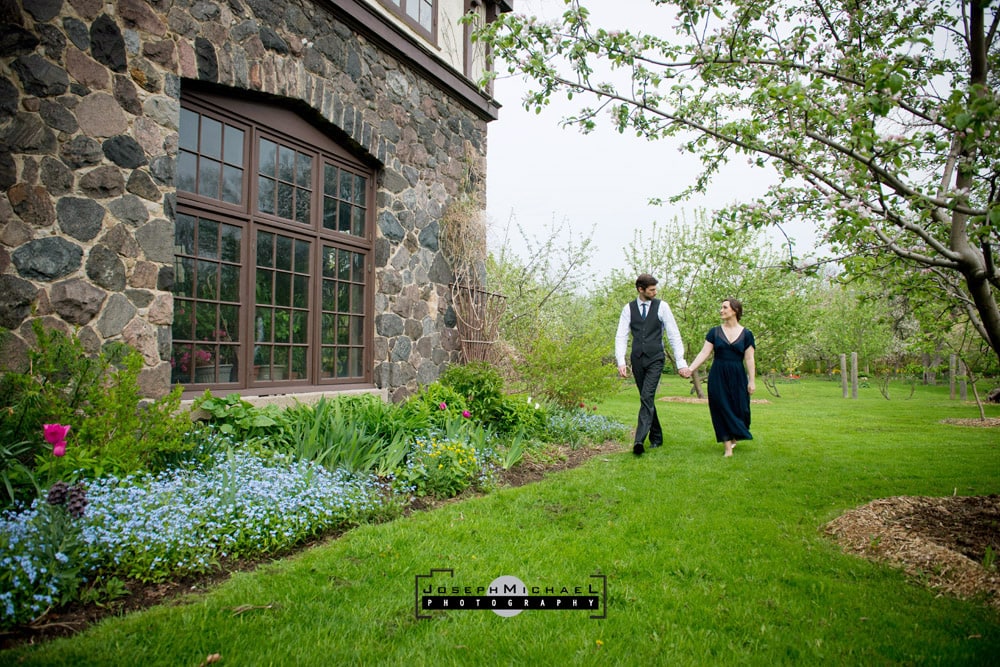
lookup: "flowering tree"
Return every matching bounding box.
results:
[474,0,1000,365]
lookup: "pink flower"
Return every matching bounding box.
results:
[462,410,471,418]
[438,402,447,410]
[43,423,70,457]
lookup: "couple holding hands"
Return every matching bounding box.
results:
[614,274,756,458]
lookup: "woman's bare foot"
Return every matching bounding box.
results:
[724,441,734,457]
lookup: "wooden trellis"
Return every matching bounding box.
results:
[451,282,507,364]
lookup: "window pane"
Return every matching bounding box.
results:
[220,305,239,341]
[296,152,312,187]
[257,231,274,268]
[339,169,353,201]
[293,274,309,308]
[275,310,290,342]
[292,347,307,379]
[255,308,273,342]
[324,164,337,195]
[172,301,193,338]
[337,283,349,312]
[292,311,307,344]
[275,235,293,271]
[222,165,243,204]
[338,249,351,280]
[419,0,433,32]
[196,260,218,300]
[351,206,365,236]
[177,151,196,193]
[321,280,335,309]
[322,247,337,278]
[350,315,364,345]
[256,269,273,304]
[294,239,310,273]
[199,158,221,199]
[275,271,291,306]
[223,125,244,165]
[257,176,275,214]
[220,264,240,302]
[353,252,365,278]
[338,201,351,233]
[321,347,335,377]
[175,213,195,254]
[259,138,276,174]
[278,145,295,182]
[201,116,222,160]
[277,181,293,219]
[322,313,336,344]
[295,189,310,224]
[337,314,349,345]
[351,284,364,314]
[179,108,199,151]
[349,348,363,377]
[336,348,349,376]
[174,256,194,297]
[354,174,366,206]
[195,301,216,340]
[197,219,218,259]
[220,224,242,263]
[323,198,337,230]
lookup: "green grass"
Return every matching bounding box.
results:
[6,377,1000,665]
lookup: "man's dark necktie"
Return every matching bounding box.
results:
[640,303,647,319]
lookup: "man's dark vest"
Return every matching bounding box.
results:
[629,299,664,362]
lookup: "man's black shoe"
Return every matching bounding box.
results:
[633,443,645,455]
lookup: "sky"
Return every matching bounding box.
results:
[483,0,817,285]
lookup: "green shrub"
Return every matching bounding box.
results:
[399,383,468,430]
[439,362,506,419]
[0,324,193,502]
[519,328,618,408]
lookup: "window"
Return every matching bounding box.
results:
[173,90,374,390]
[378,0,436,41]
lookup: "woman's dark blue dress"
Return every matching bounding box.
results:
[706,326,755,443]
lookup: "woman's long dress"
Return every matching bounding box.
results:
[705,326,755,443]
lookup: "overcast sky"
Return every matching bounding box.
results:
[484,0,816,285]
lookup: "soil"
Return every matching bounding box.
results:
[4,439,997,651]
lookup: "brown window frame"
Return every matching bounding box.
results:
[376,0,438,43]
[173,89,376,394]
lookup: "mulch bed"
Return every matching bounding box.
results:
[825,495,1000,608]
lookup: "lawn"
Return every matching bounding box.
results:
[5,376,1000,665]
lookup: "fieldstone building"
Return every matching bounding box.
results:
[0,0,510,402]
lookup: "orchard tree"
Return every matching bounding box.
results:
[474,0,1000,364]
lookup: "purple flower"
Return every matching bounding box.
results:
[462,410,471,418]
[439,402,447,410]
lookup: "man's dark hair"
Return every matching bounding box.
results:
[635,274,658,290]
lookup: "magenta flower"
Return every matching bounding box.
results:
[43,423,70,457]
[462,410,471,418]
[438,402,447,410]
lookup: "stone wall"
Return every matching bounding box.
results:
[0,0,489,401]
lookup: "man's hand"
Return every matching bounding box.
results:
[618,364,628,378]
[678,367,692,378]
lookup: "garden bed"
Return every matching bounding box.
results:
[0,441,623,650]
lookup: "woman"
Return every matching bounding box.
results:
[684,298,756,457]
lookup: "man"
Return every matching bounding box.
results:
[615,274,689,455]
